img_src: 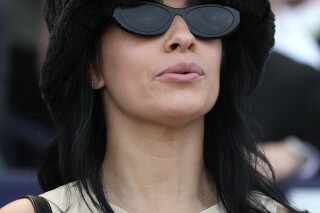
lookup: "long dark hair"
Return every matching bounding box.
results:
[38,0,307,212]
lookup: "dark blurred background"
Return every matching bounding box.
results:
[0,0,53,167]
[0,0,53,206]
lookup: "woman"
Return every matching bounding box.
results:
[1,0,308,212]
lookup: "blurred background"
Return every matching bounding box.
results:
[0,0,320,211]
[0,0,53,206]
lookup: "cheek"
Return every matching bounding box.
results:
[100,27,158,85]
[203,75,220,114]
[202,40,222,100]
[99,31,156,115]
[101,47,145,101]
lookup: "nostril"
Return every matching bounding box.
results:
[188,43,195,51]
[170,43,179,50]
[169,42,195,51]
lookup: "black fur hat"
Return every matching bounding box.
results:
[40,0,275,123]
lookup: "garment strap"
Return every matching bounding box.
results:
[20,195,53,213]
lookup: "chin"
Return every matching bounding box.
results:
[163,96,216,115]
[160,103,213,123]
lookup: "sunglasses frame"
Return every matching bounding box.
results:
[112,2,240,38]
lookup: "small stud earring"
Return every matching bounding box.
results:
[91,81,94,88]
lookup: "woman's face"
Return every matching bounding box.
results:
[94,0,222,127]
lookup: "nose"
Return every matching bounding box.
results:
[163,16,196,53]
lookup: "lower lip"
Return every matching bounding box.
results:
[158,73,201,82]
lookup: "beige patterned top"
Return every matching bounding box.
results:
[40,182,277,213]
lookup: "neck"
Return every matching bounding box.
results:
[102,115,216,212]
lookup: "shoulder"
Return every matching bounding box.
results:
[40,182,96,212]
[40,181,81,202]
[276,203,290,213]
[0,199,35,213]
[252,192,293,213]
[39,182,74,211]
[40,182,70,199]
[252,192,277,211]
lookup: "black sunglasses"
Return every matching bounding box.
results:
[112,2,240,39]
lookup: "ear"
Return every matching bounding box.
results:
[89,63,106,89]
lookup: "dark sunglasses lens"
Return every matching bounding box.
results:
[121,4,170,34]
[187,7,235,36]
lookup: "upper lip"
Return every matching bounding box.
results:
[157,63,204,77]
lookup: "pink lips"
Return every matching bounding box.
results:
[157,63,204,82]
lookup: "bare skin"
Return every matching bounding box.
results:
[94,0,221,211]
[0,199,34,213]
[102,115,216,213]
